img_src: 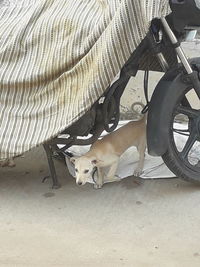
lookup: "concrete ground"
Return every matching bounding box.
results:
[0,147,200,267]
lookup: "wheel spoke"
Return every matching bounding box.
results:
[176,106,199,119]
[181,130,198,159]
[181,96,191,108]
[173,129,189,136]
[173,128,189,132]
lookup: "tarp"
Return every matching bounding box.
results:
[0,0,170,159]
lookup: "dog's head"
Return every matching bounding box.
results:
[70,156,98,186]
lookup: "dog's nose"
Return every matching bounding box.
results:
[77,181,83,185]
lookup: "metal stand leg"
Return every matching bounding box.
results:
[43,144,61,189]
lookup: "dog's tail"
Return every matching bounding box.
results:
[131,102,147,121]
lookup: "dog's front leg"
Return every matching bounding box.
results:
[94,167,104,189]
[105,159,120,182]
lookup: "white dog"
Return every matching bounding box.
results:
[71,115,146,188]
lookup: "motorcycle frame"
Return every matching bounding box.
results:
[43,16,200,189]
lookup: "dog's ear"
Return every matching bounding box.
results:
[70,157,77,164]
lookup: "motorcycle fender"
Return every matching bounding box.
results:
[147,70,191,156]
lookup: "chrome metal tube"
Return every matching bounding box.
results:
[156,52,169,72]
[161,17,193,74]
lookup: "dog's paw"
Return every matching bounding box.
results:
[105,175,121,182]
[134,169,143,177]
[94,183,103,189]
[113,175,121,182]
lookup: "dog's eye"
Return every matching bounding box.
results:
[75,168,78,172]
[84,169,89,174]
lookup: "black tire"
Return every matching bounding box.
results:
[162,85,200,183]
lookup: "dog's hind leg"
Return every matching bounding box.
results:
[134,142,146,177]
[94,167,104,189]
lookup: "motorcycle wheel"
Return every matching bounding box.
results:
[162,85,200,183]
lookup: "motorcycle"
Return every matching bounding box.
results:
[45,0,200,188]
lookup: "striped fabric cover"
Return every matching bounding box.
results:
[0,0,170,159]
